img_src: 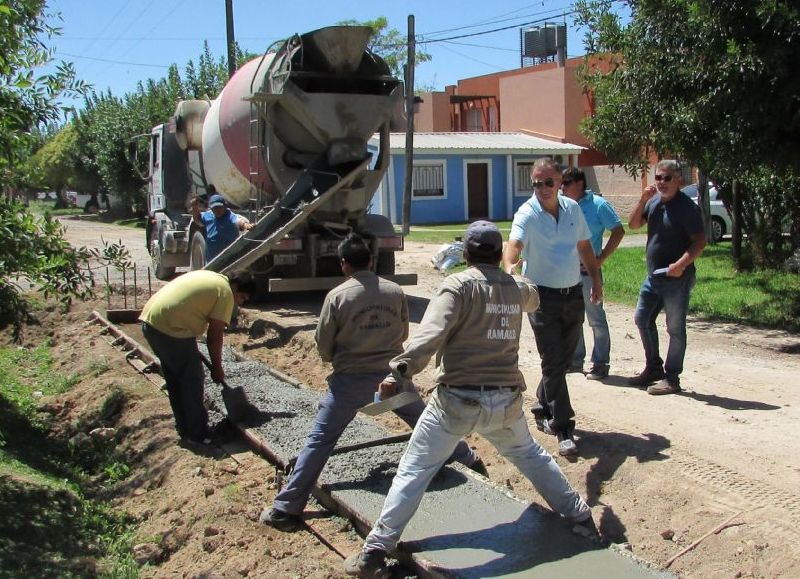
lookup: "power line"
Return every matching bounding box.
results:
[419,10,576,44]
[439,40,519,53]
[58,51,170,69]
[420,1,572,39]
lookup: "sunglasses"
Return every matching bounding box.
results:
[654,174,673,182]
[532,178,556,188]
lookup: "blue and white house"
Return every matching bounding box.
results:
[368,132,584,225]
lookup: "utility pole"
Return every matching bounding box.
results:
[225,0,236,79]
[402,15,415,236]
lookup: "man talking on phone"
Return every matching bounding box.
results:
[628,160,706,395]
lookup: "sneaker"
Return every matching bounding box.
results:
[647,378,681,395]
[628,367,666,387]
[532,413,555,435]
[586,364,609,381]
[343,549,389,579]
[468,457,489,477]
[557,434,578,457]
[259,507,304,532]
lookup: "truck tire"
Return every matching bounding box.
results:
[151,243,176,280]
[190,231,206,270]
[376,251,395,275]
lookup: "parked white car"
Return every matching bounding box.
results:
[681,184,732,242]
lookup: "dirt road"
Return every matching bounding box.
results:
[61,217,800,577]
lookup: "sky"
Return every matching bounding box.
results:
[46,0,600,107]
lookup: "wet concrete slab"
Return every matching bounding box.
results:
[206,348,668,578]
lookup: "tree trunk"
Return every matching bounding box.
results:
[731,179,742,269]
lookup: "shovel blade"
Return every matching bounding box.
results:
[358,391,421,416]
[222,384,259,423]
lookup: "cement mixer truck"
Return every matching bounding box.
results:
[138,25,415,291]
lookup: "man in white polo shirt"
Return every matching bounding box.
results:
[503,158,602,457]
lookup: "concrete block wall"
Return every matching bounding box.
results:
[583,165,643,217]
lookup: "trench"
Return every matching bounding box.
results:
[93,311,667,578]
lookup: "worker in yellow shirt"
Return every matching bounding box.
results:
[139,271,254,443]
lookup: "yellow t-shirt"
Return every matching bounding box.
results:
[139,271,234,338]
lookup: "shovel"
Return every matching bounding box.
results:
[199,352,259,423]
[358,390,421,416]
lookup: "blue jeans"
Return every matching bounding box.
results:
[633,272,696,382]
[572,271,610,367]
[273,373,475,516]
[363,385,590,553]
[141,323,209,441]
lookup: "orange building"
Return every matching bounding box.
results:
[414,57,644,213]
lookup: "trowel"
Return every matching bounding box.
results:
[358,391,421,416]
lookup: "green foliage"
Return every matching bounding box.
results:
[0,0,87,191]
[337,17,432,81]
[575,0,800,264]
[575,0,800,176]
[0,197,93,340]
[0,341,77,422]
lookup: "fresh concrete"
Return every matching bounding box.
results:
[205,347,668,578]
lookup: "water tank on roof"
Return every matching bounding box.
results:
[523,23,567,58]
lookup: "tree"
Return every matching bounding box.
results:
[0,197,94,340]
[0,0,87,191]
[337,17,432,82]
[575,0,800,266]
[0,0,95,336]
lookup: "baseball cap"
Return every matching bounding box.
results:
[208,194,226,208]
[464,220,503,257]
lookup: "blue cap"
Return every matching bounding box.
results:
[464,220,502,257]
[208,194,226,208]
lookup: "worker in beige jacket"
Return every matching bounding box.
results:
[260,233,484,532]
[344,221,597,579]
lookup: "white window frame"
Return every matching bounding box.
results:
[514,159,537,197]
[411,160,448,200]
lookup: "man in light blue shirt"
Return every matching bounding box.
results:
[503,158,601,457]
[561,167,625,380]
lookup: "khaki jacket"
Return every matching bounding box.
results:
[315,270,408,374]
[388,264,538,388]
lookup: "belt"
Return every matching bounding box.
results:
[442,384,519,392]
[537,283,582,296]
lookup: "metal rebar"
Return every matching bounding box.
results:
[148,267,152,297]
[106,266,111,309]
[133,265,138,309]
[122,267,127,309]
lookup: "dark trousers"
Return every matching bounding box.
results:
[528,288,585,436]
[142,323,209,441]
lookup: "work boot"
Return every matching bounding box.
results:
[628,367,665,387]
[468,457,489,477]
[343,549,389,579]
[259,507,303,532]
[647,378,681,395]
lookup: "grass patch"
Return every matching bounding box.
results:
[401,220,641,245]
[27,200,83,217]
[603,243,800,330]
[113,217,146,229]
[0,343,138,577]
[0,342,79,422]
